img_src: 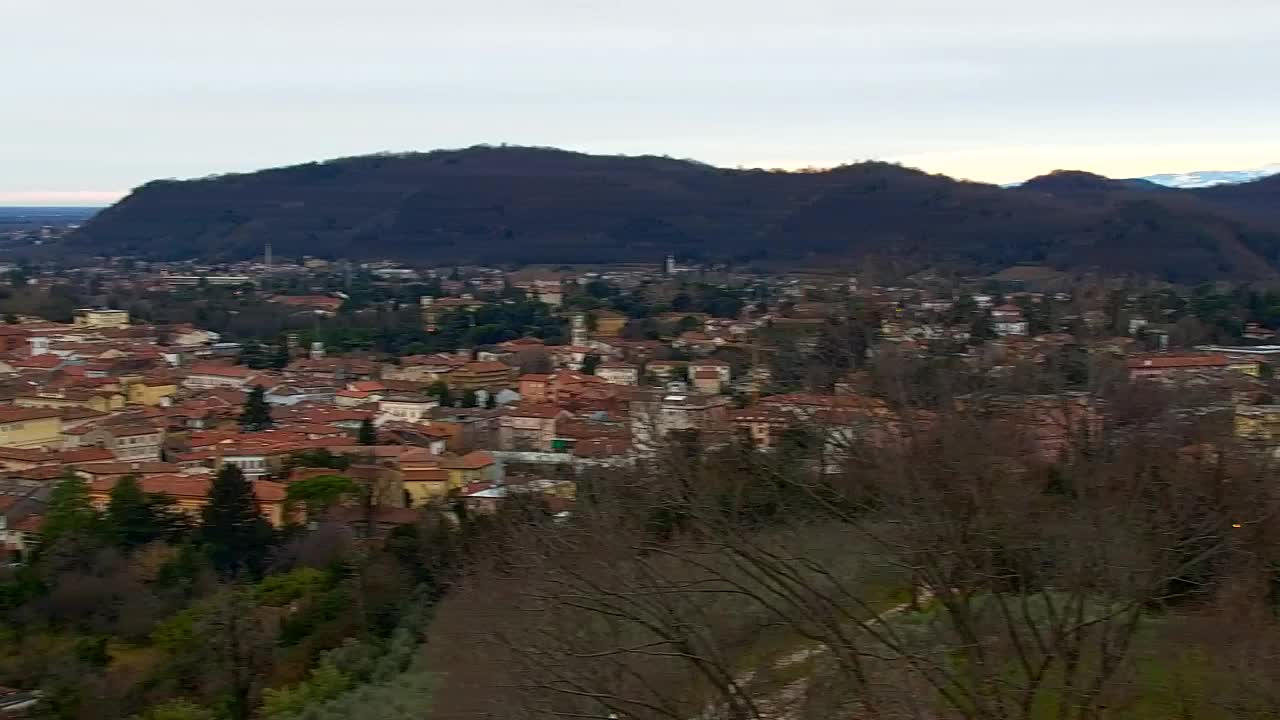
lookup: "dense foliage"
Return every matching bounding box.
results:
[0,467,502,720]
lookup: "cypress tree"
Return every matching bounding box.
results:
[239,385,274,432]
[269,338,291,369]
[357,417,377,445]
[200,463,273,578]
[106,474,153,549]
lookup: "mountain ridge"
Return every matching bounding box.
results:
[69,146,1280,282]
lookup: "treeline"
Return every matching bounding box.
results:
[0,464,502,720]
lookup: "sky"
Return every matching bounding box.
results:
[3,0,1279,205]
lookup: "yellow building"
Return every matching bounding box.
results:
[87,475,291,527]
[127,379,180,406]
[1229,360,1262,377]
[15,390,126,413]
[0,408,64,449]
[73,308,130,329]
[402,466,451,506]
[1235,405,1280,445]
[440,451,498,490]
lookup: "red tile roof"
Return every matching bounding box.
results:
[59,447,116,463]
[0,407,62,424]
[187,362,256,378]
[503,403,565,420]
[89,474,287,503]
[1126,354,1230,370]
[440,450,495,470]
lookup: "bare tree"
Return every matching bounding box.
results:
[427,388,1280,720]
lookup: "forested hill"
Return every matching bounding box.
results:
[70,146,1280,282]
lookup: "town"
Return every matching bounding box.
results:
[1,246,1278,565]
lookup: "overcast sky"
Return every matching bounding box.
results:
[4,0,1279,205]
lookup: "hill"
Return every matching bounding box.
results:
[69,146,1280,282]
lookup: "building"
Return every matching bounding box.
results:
[14,389,127,413]
[0,326,31,353]
[183,362,257,390]
[1197,345,1280,371]
[126,377,179,406]
[688,359,732,394]
[628,390,731,451]
[729,406,794,450]
[377,394,439,424]
[1126,353,1235,380]
[165,275,251,287]
[523,279,563,307]
[75,425,165,461]
[73,308,130,329]
[498,404,569,451]
[991,305,1029,336]
[448,360,517,392]
[420,296,489,331]
[0,408,63,450]
[439,451,499,489]
[87,474,291,527]
[1235,405,1280,451]
[596,361,640,386]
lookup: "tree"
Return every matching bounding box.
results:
[200,464,273,579]
[239,385,274,432]
[581,354,600,375]
[436,386,1280,720]
[286,474,359,517]
[40,470,99,549]
[238,339,266,368]
[106,474,185,549]
[969,308,996,343]
[459,389,479,408]
[358,417,377,445]
[269,340,291,370]
[427,381,453,407]
[198,589,278,720]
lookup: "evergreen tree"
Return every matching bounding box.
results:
[238,340,266,368]
[357,417,377,445]
[969,310,996,343]
[200,464,273,578]
[581,354,600,375]
[239,385,274,432]
[426,381,452,407]
[106,474,154,549]
[269,340,291,370]
[107,474,187,549]
[40,470,100,548]
[459,389,479,408]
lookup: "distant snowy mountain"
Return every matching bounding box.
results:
[1141,164,1280,189]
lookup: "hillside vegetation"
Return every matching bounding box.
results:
[70,146,1280,282]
